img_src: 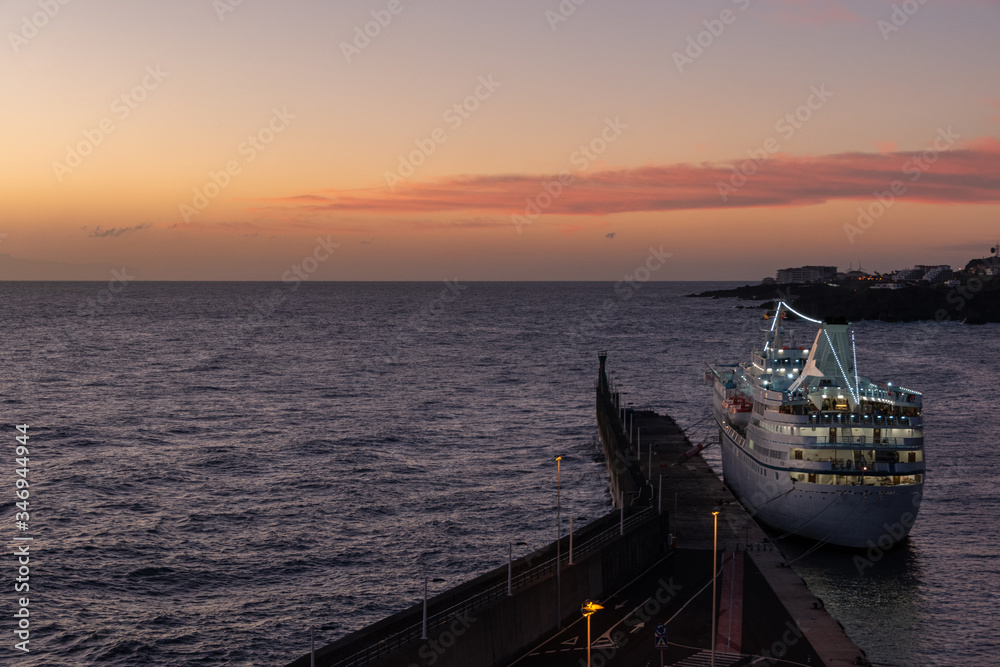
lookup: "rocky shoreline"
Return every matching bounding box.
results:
[688,278,1000,324]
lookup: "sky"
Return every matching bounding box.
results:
[2,0,999,280]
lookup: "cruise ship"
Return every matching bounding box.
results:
[709,302,924,549]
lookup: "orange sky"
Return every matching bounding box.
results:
[2,0,999,279]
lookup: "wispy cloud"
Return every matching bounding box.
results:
[88,224,152,238]
[264,138,1000,219]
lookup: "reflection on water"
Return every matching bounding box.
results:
[779,536,925,665]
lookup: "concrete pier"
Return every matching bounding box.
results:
[595,352,869,666]
[286,353,870,667]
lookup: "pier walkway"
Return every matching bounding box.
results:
[595,351,868,666]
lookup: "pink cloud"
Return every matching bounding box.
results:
[261,138,1000,221]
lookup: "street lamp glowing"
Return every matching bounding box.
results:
[556,456,563,629]
[710,508,721,667]
[581,600,603,667]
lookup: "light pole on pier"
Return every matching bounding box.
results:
[508,540,527,596]
[711,507,721,667]
[422,576,445,640]
[581,600,603,667]
[556,455,563,629]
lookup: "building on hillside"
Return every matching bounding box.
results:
[920,265,952,282]
[775,266,837,283]
[894,265,951,282]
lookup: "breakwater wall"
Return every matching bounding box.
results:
[595,353,870,666]
[595,352,647,508]
[288,495,670,667]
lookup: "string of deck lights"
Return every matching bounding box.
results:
[851,332,860,399]
[824,329,859,405]
[777,301,823,324]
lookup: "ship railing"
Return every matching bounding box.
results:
[817,436,915,448]
[323,507,659,667]
[808,413,916,428]
[800,458,917,472]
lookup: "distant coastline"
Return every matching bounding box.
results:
[689,278,1000,323]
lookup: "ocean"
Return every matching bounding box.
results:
[2,281,997,666]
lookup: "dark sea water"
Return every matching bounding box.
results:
[1,282,996,666]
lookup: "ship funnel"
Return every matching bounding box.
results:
[789,323,860,409]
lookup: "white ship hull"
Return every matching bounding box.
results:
[718,423,922,549]
[709,303,925,550]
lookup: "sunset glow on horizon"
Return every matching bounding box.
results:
[2,0,999,280]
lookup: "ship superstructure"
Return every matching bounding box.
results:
[710,302,924,549]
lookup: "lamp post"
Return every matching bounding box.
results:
[568,516,574,565]
[581,600,603,667]
[710,508,721,667]
[508,540,527,596]
[556,455,562,629]
[422,576,446,640]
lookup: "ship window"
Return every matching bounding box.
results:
[808,474,816,483]
[908,452,916,463]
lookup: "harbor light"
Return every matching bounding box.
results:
[581,600,603,667]
[711,508,721,667]
[556,456,563,629]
